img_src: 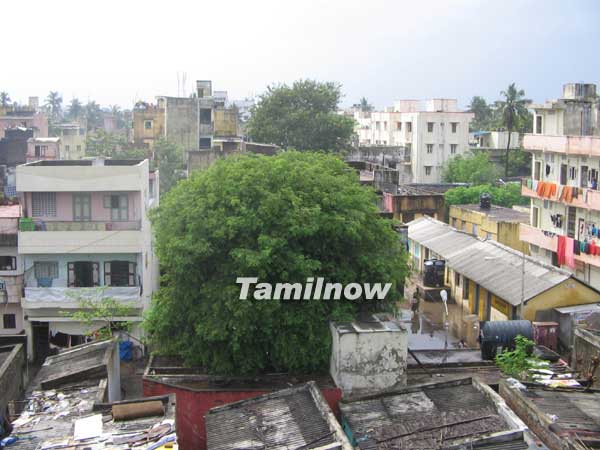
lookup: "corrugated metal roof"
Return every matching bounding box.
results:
[408,216,572,306]
[206,382,352,450]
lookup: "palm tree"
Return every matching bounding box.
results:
[496,83,530,178]
[45,91,63,119]
[0,92,11,108]
[68,98,84,121]
[359,97,373,112]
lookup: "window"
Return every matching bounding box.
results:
[425,166,432,176]
[383,121,387,131]
[0,256,16,271]
[35,145,48,157]
[200,108,212,125]
[426,144,434,153]
[68,261,99,287]
[3,314,16,329]
[199,137,211,149]
[406,122,412,132]
[34,261,59,279]
[105,261,137,287]
[396,122,402,130]
[450,144,458,154]
[32,192,57,217]
[451,122,458,133]
[65,145,70,153]
[73,193,91,221]
[104,194,128,221]
[535,115,543,134]
[543,200,549,209]
[569,166,577,180]
[144,120,153,130]
[427,122,434,132]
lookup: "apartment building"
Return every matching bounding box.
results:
[0,204,24,335]
[16,159,159,361]
[52,122,86,159]
[26,137,60,162]
[520,83,600,288]
[355,99,473,183]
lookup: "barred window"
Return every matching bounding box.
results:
[34,261,59,279]
[32,192,56,217]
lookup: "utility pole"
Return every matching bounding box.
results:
[520,241,525,319]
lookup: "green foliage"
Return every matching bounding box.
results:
[153,138,185,194]
[86,129,128,157]
[67,98,84,121]
[246,80,355,152]
[45,91,63,119]
[443,151,500,185]
[85,101,103,130]
[66,289,134,340]
[468,96,494,131]
[445,183,528,208]
[495,335,543,379]
[145,151,408,374]
[0,92,11,108]
[496,83,531,177]
[507,148,531,177]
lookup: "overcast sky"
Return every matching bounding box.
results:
[2,0,599,110]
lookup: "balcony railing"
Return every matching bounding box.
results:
[22,286,141,309]
[20,219,141,232]
[520,223,600,268]
[523,134,600,156]
[521,178,600,211]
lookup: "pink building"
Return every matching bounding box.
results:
[26,137,60,163]
[0,112,48,139]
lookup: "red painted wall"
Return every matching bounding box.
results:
[143,379,342,450]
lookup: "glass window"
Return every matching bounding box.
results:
[406,122,412,132]
[0,256,16,270]
[426,144,433,153]
[425,166,432,175]
[451,144,458,154]
[73,193,91,221]
[427,122,434,132]
[32,192,56,217]
[105,261,136,286]
[451,122,458,133]
[144,120,153,129]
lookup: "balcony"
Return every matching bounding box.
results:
[20,219,141,232]
[522,179,600,211]
[520,223,600,268]
[22,286,142,310]
[523,134,600,156]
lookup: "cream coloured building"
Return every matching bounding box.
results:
[355,99,473,183]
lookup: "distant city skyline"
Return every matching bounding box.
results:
[2,0,599,110]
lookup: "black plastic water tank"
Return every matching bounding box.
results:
[480,193,492,209]
[434,260,445,286]
[423,260,436,287]
[480,320,533,360]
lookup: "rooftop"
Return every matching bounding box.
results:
[23,158,142,166]
[408,216,573,306]
[27,137,60,143]
[205,382,352,450]
[451,204,530,223]
[340,378,526,450]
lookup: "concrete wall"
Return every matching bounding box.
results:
[0,113,48,139]
[133,106,165,148]
[163,97,198,151]
[0,344,27,419]
[330,322,407,395]
[524,280,600,321]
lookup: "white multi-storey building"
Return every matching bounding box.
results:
[520,83,600,288]
[16,158,159,361]
[355,99,473,183]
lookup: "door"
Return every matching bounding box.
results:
[567,207,577,238]
[533,161,541,181]
[32,321,49,363]
[581,166,588,188]
[560,164,568,185]
[473,285,480,315]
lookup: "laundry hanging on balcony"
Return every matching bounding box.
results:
[536,181,556,198]
[558,185,580,203]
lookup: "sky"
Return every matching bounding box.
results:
[2,0,599,110]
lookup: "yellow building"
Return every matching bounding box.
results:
[133,102,165,149]
[214,107,239,138]
[408,216,600,346]
[449,203,529,252]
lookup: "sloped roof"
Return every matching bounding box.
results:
[408,216,573,306]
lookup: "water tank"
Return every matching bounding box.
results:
[480,193,491,209]
[480,320,533,360]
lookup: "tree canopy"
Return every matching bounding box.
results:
[467,96,494,131]
[496,83,531,177]
[246,80,355,152]
[443,151,500,185]
[444,183,528,208]
[145,151,407,374]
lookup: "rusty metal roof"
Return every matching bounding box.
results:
[206,382,352,450]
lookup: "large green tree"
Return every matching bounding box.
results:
[153,138,185,194]
[0,92,11,108]
[445,183,527,208]
[443,151,500,185]
[145,151,407,374]
[45,91,63,119]
[467,96,494,131]
[246,80,355,152]
[67,98,84,121]
[495,84,531,178]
